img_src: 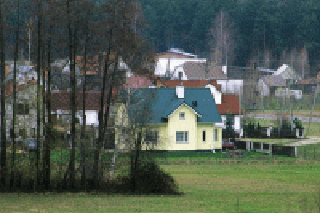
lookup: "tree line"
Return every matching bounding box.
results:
[0,0,181,195]
[139,0,320,77]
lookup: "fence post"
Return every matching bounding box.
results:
[269,144,272,156]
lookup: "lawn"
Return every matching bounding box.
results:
[1,156,320,213]
[297,143,320,160]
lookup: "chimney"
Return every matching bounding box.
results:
[176,83,184,99]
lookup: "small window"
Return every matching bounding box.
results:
[202,130,206,142]
[253,103,257,110]
[146,130,159,146]
[179,112,185,120]
[176,131,189,144]
[18,104,30,115]
[213,129,218,141]
[178,72,183,80]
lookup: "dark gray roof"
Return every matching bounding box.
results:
[121,88,222,124]
[261,75,286,87]
[183,62,227,80]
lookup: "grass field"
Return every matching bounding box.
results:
[1,155,320,213]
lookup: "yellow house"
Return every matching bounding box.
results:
[116,85,223,152]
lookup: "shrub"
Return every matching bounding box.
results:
[126,159,182,195]
[293,117,303,129]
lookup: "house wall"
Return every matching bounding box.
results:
[196,123,221,150]
[217,80,243,94]
[2,84,45,141]
[215,114,240,132]
[155,58,206,77]
[167,105,197,150]
[114,104,222,152]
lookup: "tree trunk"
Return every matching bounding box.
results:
[131,131,142,193]
[0,0,7,191]
[93,26,114,189]
[11,0,20,191]
[80,25,89,187]
[66,0,76,191]
[36,0,42,192]
[43,23,52,192]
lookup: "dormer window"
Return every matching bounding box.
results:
[192,101,197,107]
[179,112,185,120]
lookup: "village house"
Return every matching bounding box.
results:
[115,85,223,152]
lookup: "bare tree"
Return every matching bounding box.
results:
[10,0,21,191]
[299,45,310,80]
[207,9,236,67]
[42,0,56,191]
[79,1,91,186]
[0,0,7,191]
[36,0,43,192]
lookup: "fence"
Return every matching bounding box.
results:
[234,140,296,157]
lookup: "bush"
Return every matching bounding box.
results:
[244,122,261,138]
[125,159,182,195]
[293,117,303,129]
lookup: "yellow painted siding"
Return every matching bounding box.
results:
[197,123,213,150]
[167,105,197,150]
[114,103,222,151]
[196,124,222,150]
[214,127,222,149]
[141,124,168,150]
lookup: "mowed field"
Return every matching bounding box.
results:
[1,152,320,213]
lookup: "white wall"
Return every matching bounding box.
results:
[172,66,188,80]
[77,110,99,126]
[215,115,226,128]
[214,115,240,132]
[258,79,270,96]
[234,115,240,132]
[217,80,243,94]
[155,58,206,77]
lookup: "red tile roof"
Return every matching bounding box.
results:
[48,90,120,111]
[123,74,153,89]
[216,94,243,115]
[0,79,40,98]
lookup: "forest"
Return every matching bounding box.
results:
[0,0,181,194]
[138,0,320,77]
[2,0,320,76]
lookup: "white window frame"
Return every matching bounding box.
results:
[176,131,189,144]
[202,130,206,142]
[179,112,185,120]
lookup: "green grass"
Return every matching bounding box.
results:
[297,143,320,160]
[1,156,320,212]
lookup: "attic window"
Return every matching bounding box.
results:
[192,101,197,107]
[179,112,185,120]
[161,117,168,122]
